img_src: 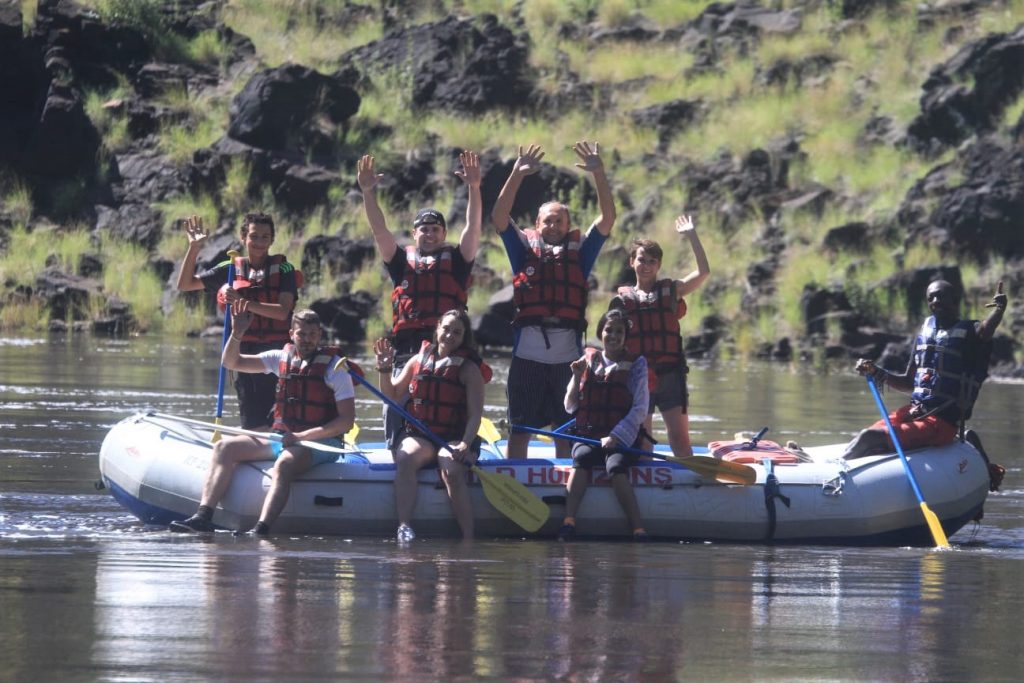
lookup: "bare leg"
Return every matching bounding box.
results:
[506,432,530,460]
[554,437,571,459]
[200,436,272,508]
[842,427,891,460]
[393,436,438,526]
[611,472,644,531]
[564,467,592,520]
[439,455,474,540]
[257,448,314,527]
[662,406,693,457]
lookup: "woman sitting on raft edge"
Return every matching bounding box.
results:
[373,309,492,542]
[560,308,651,542]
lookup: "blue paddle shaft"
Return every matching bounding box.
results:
[349,371,453,455]
[514,424,653,458]
[866,375,928,503]
[214,262,237,419]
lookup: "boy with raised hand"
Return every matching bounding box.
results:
[176,212,298,429]
[357,150,483,447]
[491,141,616,459]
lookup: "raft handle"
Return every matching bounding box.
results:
[314,495,344,507]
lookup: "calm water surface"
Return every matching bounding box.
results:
[2,334,1023,682]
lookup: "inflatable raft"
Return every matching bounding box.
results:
[98,412,990,545]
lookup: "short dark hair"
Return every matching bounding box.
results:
[629,238,663,262]
[242,212,275,241]
[291,309,321,329]
[433,309,476,353]
[596,308,630,338]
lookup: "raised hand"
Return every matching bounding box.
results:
[357,154,383,192]
[570,357,587,378]
[985,280,1007,310]
[512,144,545,177]
[454,150,481,187]
[675,214,695,235]
[230,298,254,333]
[373,337,396,369]
[573,140,604,174]
[183,215,207,246]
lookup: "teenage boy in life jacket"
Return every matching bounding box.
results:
[609,215,709,457]
[491,141,616,459]
[843,280,1007,489]
[373,309,491,542]
[357,151,482,448]
[176,212,298,429]
[559,309,650,541]
[170,308,355,536]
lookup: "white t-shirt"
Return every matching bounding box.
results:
[257,349,356,401]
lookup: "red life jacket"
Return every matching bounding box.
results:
[512,228,588,330]
[272,344,343,432]
[574,347,637,438]
[615,280,686,368]
[234,254,297,344]
[407,340,492,441]
[391,245,469,334]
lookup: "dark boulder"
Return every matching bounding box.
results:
[20,82,101,180]
[473,311,515,349]
[227,63,360,155]
[481,154,598,227]
[823,222,871,253]
[34,266,101,322]
[340,14,531,115]
[309,291,378,343]
[94,203,163,250]
[301,235,377,289]
[905,25,1024,152]
[629,99,703,151]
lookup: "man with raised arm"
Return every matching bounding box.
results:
[170,307,355,536]
[175,212,298,429]
[843,280,1007,490]
[491,141,616,459]
[357,151,482,448]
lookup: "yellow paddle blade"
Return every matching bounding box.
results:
[344,423,360,445]
[920,502,951,549]
[471,465,549,532]
[477,417,503,445]
[211,417,223,444]
[661,453,757,485]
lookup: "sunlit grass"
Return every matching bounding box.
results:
[562,41,689,84]
[161,298,213,336]
[1,178,34,227]
[97,237,167,331]
[0,298,48,331]
[223,0,383,70]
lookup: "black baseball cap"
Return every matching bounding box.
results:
[413,208,446,229]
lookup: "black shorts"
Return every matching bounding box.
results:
[506,356,574,429]
[650,362,689,414]
[571,442,639,476]
[235,340,283,429]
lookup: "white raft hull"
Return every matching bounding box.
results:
[99,413,990,544]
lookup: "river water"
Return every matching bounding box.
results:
[2,334,1023,682]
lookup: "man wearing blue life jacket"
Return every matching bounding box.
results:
[843,280,1007,488]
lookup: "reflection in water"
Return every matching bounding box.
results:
[4,335,1024,680]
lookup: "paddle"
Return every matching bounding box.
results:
[212,249,241,443]
[865,376,950,549]
[341,362,550,532]
[148,412,360,458]
[512,424,757,485]
[477,416,504,457]
[344,422,360,446]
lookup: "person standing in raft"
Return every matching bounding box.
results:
[170,308,356,536]
[372,309,491,542]
[843,280,1008,488]
[176,212,298,429]
[357,151,482,449]
[491,141,616,460]
[559,309,650,541]
[609,214,709,457]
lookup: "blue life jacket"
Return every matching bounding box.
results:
[911,317,990,424]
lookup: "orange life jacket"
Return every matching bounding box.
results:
[512,228,588,330]
[615,280,686,368]
[574,347,637,438]
[391,245,469,334]
[407,340,492,441]
[233,254,297,344]
[272,344,343,432]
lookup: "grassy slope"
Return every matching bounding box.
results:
[2,0,1021,352]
